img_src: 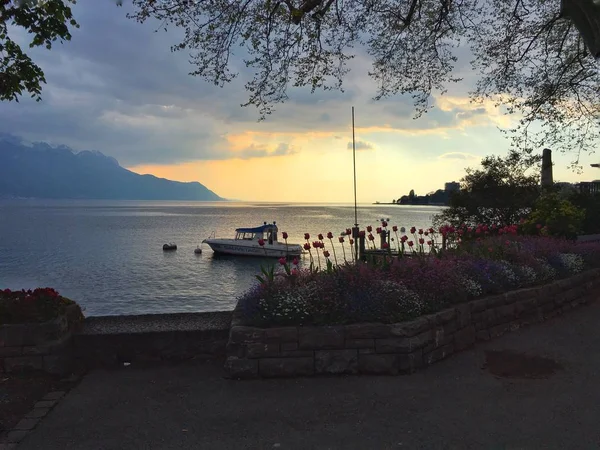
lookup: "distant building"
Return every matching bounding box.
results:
[577,181,600,195]
[444,182,460,193]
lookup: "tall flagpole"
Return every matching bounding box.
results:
[352,106,359,261]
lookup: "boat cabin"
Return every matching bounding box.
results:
[235,222,279,245]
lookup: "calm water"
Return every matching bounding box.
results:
[0,200,443,316]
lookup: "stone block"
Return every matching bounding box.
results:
[345,338,375,349]
[344,323,390,339]
[43,355,72,375]
[281,343,298,351]
[358,348,375,354]
[25,408,51,419]
[22,333,72,356]
[432,327,454,349]
[7,430,29,443]
[494,304,516,322]
[315,349,358,375]
[489,323,510,339]
[14,417,41,430]
[426,309,457,326]
[358,354,399,375]
[259,357,314,377]
[224,357,258,379]
[376,330,432,354]
[424,344,454,365]
[34,400,57,408]
[388,317,430,337]
[455,304,472,328]
[398,350,423,373]
[0,346,22,357]
[246,343,280,358]
[470,295,504,313]
[4,356,43,373]
[298,326,344,350]
[0,443,18,449]
[228,326,265,345]
[225,342,246,358]
[515,298,537,317]
[454,325,476,351]
[476,329,490,341]
[280,349,314,357]
[264,327,298,343]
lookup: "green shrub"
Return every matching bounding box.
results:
[523,193,585,239]
[0,288,84,325]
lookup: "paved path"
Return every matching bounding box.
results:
[18,301,600,450]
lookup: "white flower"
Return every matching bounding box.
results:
[372,280,425,316]
[558,253,585,274]
[535,258,557,281]
[462,277,483,297]
[517,265,537,285]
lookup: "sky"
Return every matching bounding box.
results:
[0,1,598,203]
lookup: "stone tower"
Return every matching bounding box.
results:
[541,148,553,189]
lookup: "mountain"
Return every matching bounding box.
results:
[0,136,224,201]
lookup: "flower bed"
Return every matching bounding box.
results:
[0,288,84,375]
[226,268,600,378]
[237,235,600,328]
[225,232,600,378]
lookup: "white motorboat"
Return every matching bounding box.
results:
[202,222,303,258]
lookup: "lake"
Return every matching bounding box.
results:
[0,200,444,316]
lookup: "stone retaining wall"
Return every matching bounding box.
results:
[73,311,232,368]
[225,268,600,379]
[0,310,75,375]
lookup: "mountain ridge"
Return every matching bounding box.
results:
[0,135,224,201]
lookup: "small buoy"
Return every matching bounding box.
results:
[163,243,177,251]
[194,246,202,254]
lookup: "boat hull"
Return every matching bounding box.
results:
[203,239,302,258]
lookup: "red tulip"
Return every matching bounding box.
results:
[304,233,310,240]
[427,240,432,246]
[401,235,408,242]
[323,250,330,258]
[282,232,288,239]
[382,220,388,227]
[428,227,434,234]
[392,225,398,232]
[278,257,286,265]
[258,238,265,246]
[312,241,320,249]
[418,238,425,245]
[376,227,382,234]
[338,236,345,243]
[303,242,311,250]
[367,225,372,232]
[410,226,416,234]
[382,242,389,249]
[349,238,354,245]
[292,257,299,265]
[327,232,333,239]
[359,230,366,237]
[346,228,352,235]
[368,233,375,241]
[318,233,324,240]
[536,224,542,229]
[291,268,299,276]
[418,229,423,235]
[408,241,414,247]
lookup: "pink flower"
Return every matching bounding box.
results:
[304,233,310,240]
[278,257,287,265]
[401,235,408,243]
[323,250,330,258]
[418,238,425,245]
[367,225,373,232]
[382,220,388,227]
[392,225,398,232]
[313,241,320,248]
[427,240,432,246]
[338,236,345,243]
[282,231,288,240]
[408,241,414,247]
[303,242,311,250]
[410,226,416,234]
[376,227,382,234]
[382,242,389,249]
[368,233,375,241]
[291,268,298,276]
[258,239,265,246]
[292,257,299,265]
[327,232,333,239]
[428,227,434,234]
[418,229,423,235]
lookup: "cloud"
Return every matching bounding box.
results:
[347,140,375,151]
[235,142,298,160]
[438,152,480,161]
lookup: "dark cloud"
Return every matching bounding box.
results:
[0,2,497,166]
[347,140,374,151]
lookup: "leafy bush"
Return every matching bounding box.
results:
[0,288,84,325]
[237,236,600,328]
[522,193,585,239]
